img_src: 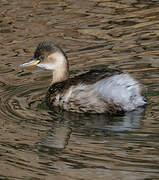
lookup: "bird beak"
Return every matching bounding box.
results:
[20,59,40,67]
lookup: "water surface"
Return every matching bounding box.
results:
[0,0,159,179]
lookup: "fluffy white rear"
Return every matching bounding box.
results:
[93,73,146,111]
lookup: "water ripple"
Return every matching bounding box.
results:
[0,0,159,179]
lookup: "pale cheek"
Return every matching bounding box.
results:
[37,63,55,70]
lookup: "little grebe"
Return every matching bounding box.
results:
[20,41,146,114]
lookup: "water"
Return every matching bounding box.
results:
[0,0,159,179]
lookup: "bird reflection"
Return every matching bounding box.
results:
[38,107,145,152]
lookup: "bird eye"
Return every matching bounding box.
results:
[39,55,45,60]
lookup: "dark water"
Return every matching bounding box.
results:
[0,0,159,179]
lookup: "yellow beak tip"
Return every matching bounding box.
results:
[20,60,40,67]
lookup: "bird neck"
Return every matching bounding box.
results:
[51,56,69,84]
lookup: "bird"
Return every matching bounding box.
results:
[20,41,146,114]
